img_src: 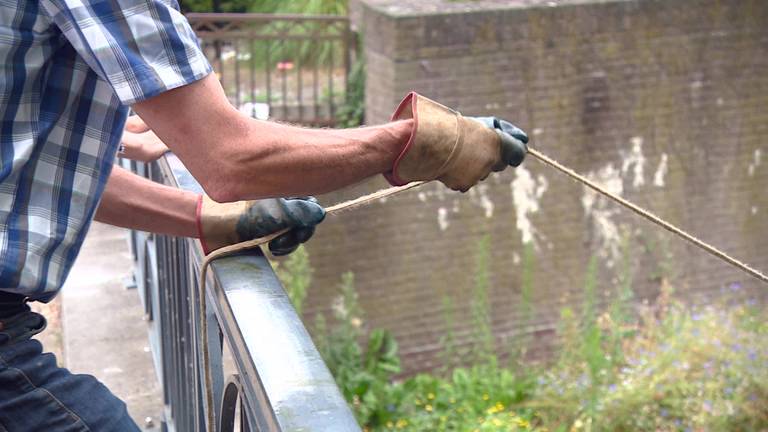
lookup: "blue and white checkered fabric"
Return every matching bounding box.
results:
[0,0,212,301]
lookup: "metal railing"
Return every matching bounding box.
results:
[187,13,353,126]
[124,155,359,431]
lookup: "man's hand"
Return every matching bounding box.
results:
[120,129,170,163]
[197,196,326,255]
[125,115,151,133]
[384,92,528,191]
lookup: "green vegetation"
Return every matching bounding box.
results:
[275,239,768,431]
[273,245,312,314]
[181,0,348,14]
[335,53,366,128]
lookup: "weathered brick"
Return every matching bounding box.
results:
[306,0,768,376]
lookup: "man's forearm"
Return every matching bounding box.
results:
[133,74,411,202]
[95,166,198,237]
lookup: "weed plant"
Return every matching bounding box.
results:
[275,239,767,431]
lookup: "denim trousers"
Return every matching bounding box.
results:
[0,299,141,432]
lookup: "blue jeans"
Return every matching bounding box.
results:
[0,304,141,431]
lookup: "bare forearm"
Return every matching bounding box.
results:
[212,119,411,200]
[133,74,410,202]
[95,166,199,237]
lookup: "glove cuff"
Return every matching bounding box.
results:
[195,194,212,254]
[385,92,462,186]
[197,195,249,254]
[384,92,501,191]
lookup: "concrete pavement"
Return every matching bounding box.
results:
[61,222,163,430]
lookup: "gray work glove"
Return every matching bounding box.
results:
[197,196,326,256]
[469,116,529,170]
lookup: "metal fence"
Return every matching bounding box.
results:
[124,155,359,432]
[187,13,353,126]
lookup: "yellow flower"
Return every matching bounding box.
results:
[396,419,408,428]
[425,404,433,412]
[482,394,490,401]
[386,421,394,428]
[415,398,422,406]
[493,418,503,426]
[495,402,505,411]
[516,418,530,428]
[427,392,435,400]
[449,397,456,404]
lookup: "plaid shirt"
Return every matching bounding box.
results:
[0,0,211,301]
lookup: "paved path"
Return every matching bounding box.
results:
[61,222,163,430]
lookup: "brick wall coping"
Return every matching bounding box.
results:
[357,0,633,17]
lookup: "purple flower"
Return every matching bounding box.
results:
[660,408,669,418]
[729,282,742,292]
[748,350,758,361]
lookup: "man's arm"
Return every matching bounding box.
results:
[94,166,198,238]
[133,74,412,203]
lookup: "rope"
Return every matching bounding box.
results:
[526,148,768,284]
[197,148,766,431]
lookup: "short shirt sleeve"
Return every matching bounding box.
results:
[41,0,213,105]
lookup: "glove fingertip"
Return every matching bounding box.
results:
[499,134,527,167]
[269,232,300,256]
[293,200,326,225]
[270,245,299,256]
[294,226,316,244]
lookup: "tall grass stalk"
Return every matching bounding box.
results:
[471,235,496,365]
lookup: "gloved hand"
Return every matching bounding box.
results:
[384,92,528,191]
[196,196,325,255]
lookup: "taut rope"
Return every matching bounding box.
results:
[526,148,768,284]
[198,148,766,431]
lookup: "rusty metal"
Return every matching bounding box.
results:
[187,13,352,126]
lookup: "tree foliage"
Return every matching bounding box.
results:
[179,0,348,14]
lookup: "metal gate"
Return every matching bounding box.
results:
[187,13,352,126]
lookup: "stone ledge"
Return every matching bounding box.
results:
[356,0,633,17]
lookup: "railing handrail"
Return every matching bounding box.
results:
[133,154,360,431]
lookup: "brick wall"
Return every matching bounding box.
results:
[299,0,768,375]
